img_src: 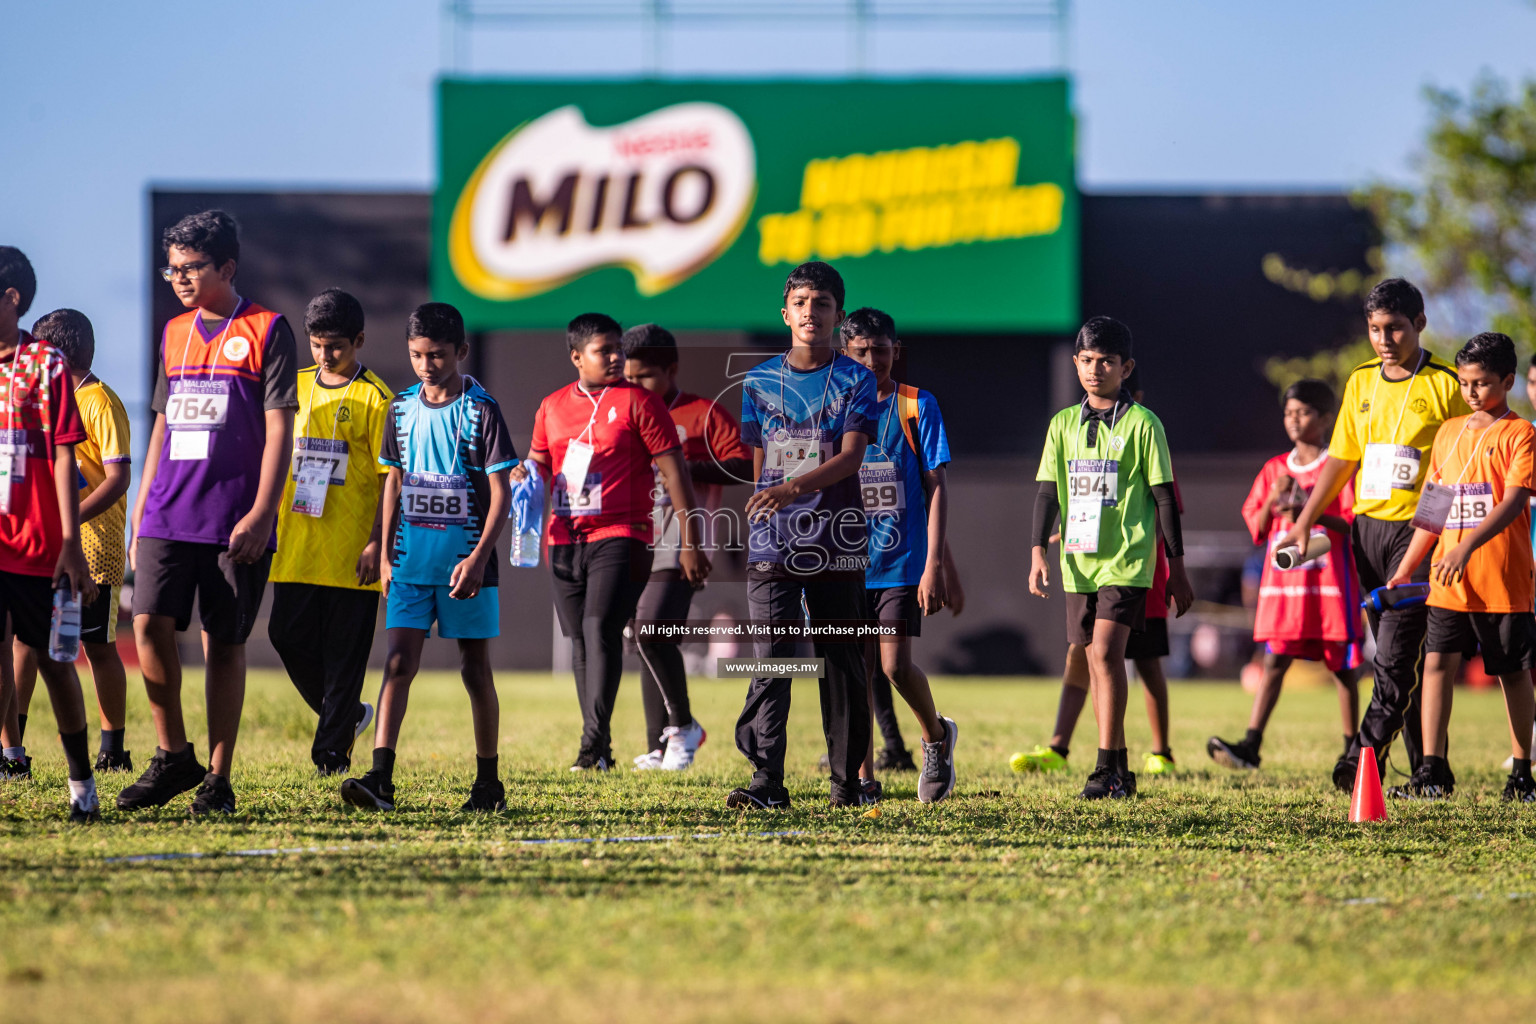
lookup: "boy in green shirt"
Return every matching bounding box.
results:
[1029,317,1193,799]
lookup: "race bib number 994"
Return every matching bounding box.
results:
[1066,459,1119,507]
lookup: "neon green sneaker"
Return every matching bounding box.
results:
[1143,752,1176,775]
[1009,745,1067,774]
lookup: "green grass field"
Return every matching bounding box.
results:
[3,669,1535,1023]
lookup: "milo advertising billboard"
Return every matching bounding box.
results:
[435,79,1077,331]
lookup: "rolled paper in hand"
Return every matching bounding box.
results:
[1272,533,1331,571]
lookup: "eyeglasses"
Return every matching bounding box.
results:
[159,260,216,282]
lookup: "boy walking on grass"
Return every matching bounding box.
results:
[341,303,515,812]
[1029,316,1193,800]
[1208,379,1362,771]
[0,247,101,820]
[269,289,394,776]
[1384,332,1536,801]
[9,309,134,775]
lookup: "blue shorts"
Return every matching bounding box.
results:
[385,582,500,639]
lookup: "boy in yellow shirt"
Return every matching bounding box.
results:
[10,309,133,772]
[268,289,393,776]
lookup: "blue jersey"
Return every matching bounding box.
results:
[863,387,951,588]
[379,379,518,587]
[741,352,879,574]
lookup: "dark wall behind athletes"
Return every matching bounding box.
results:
[148,189,1374,674]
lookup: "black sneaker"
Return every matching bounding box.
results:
[1502,773,1536,803]
[1121,767,1138,798]
[340,769,396,811]
[858,778,883,804]
[816,752,831,773]
[117,747,207,810]
[569,750,612,772]
[874,747,917,773]
[1206,735,1260,771]
[461,779,507,812]
[1387,760,1455,800]
[1332,754,1358,794]
[94,749,133,773]
[189,772,236,816]
[725,780,792,810]
[314,752,350,777]
[1,755,32,781]
[1080,765,1132,800]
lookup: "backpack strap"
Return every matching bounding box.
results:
[896,384,922,461]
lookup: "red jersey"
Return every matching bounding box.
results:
[0,334,87,576]
[650,391,751,571]
[1143,477,1183,621]
[1242,450,1360,643]
[531,380,680,545]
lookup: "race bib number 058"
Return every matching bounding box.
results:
[1447,482,1494,532]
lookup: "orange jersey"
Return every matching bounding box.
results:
[1425,413,1536,613]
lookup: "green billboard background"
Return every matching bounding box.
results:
[435,78,1077,332]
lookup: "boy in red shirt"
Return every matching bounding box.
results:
[621,324,751,770]
[1208,379,1362,770]
[515,314,708,771]
[0,246,101,820]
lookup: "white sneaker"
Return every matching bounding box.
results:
[660,721,707,770]
[633,749,664,771]
[68,777,100,823]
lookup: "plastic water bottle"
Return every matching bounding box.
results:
[48,587,81,663]
[1361,582,1431,613]
[509,460,544,569]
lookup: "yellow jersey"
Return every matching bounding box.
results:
[271,365,393,590]
[74,376,131,586]
[1329,351,1469,521]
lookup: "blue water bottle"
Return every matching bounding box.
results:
[1361,582,1431,613]
[509,459,544,569]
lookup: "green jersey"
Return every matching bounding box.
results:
[1037,399,1174,592]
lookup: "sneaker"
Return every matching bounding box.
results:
[340,769,396,811]
[874,747,917,773]
[1080,765,1132,800]
[632,749,664,771]
[116,747,207,810]
[660,720,707,770]
[189,773,236,816]
[1143,752,1175,775]
[570,750,612,772]
[1387,760,1456,800]
[1010,745,1067,773]
[816,752,830,773]
[67,778,100,823]
[461,778,507,812]
[1,755,32,781]
[725,780,792,810]
[918,716,959,804]
[348,703,375,760]
[315,755,350,777]
[1122,767,1138,797]
[1207,736,1260,771]
[94,749,133,773]
[860,778,883,804]
[1332,754,1358,794]
[831,780,879,807]
[1503,773,1536,803]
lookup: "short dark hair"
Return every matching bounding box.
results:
[1364,277,1424,323]
[162,209,240,269]
[621,323,678,368]
[839,307,897,346]
[568,312,622,354]
[407,302,465,348]
[305,288,365,339]
[1075,316,1132,361]
[1282,378,1335,417]
[782,261,845,310]
[31,309,94,372]
[0,247,37,318]
[1456,331,1518,379]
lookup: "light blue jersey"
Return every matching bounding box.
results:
[863,386,951,588]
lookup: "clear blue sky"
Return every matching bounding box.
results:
[8,0,1535,423]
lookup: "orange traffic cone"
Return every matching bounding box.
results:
[1349,746,1387,822]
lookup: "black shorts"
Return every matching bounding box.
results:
[1125,617,1169,660]
[1426,607,1536,675]
[80,583,120,645]
[0,570,53,650]
[624,569,696,651]
[866,585,920,638]
[1065,586,1148,646]
[131,537,271,645]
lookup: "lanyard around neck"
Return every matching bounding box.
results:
[776,353,836,439]
[309,364,363,444]
[575,381,609,444]
[1435,409,1511,486]
[1366,349,1427,446]
[417,380,471,477]
[1074,397,1122,460]
[178,297,245,383]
